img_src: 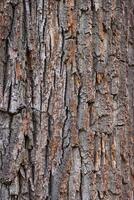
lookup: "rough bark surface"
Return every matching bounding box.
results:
[0,0,134,199]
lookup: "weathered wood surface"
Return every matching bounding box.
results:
[0,0,134,199]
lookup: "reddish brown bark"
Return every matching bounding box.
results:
[0,0,134,199]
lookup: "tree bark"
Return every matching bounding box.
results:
[0,0,134,199]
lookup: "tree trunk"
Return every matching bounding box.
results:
[0,0,133,199]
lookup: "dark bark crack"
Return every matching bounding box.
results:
[60,27,65,75]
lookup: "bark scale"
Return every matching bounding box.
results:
[0,0,133,199]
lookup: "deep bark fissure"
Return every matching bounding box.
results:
[60,27,65,75]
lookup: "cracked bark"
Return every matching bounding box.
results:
[0,0,134,200]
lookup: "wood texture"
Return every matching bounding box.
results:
[0,0,134,199]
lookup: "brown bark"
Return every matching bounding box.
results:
[0,0,134,199]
